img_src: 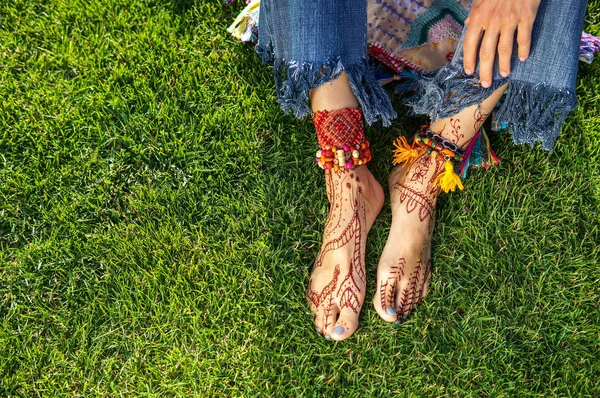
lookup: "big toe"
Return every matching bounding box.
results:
[329,308,360,341]
[317,301,340,340]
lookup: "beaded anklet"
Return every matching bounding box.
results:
[393,125,465,192]
[316,142,372,171]
[313,108,372,171]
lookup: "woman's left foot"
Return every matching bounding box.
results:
[373,154,443,323]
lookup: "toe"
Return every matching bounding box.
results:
[314,314,324,335]
[374,276,398,322]
[329,308,359,341]
[395,281,412,320]
[321,298,340,339]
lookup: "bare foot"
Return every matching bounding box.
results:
[307,166,384,340]
[374,154,443,323]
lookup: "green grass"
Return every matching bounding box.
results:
[1,0,599,396]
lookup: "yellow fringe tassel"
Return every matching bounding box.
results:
[434,161,464,193]
[392,136,424,166]
[227,0,261,40]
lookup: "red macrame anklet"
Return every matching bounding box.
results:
[313,108,372,171]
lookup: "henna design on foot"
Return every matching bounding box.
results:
[394,183,435,233]
[307,265,340,309]
[379,258,404,312]
[336,196,365,314]
[399,259,424,318]
[409,154,431,185]
[376,154,440,323]
[308,166,384,339]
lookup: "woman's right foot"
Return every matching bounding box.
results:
[307,166,384,341]
[374,153,443,323]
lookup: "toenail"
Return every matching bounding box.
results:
[402,315,408,321]
[332,326,345,335]
[386,307,397,316]
[315,327,321,334]
[324,335,332,341]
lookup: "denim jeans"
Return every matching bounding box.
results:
[256,0,397,126]
[257,0,588,149]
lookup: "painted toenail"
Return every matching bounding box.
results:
[315,327,321,333]
[332,326,345,335]
[324,335,332,341]
[386,307,397,316]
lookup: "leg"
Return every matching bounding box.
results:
[257,0,394,339]
[374,83,507,323]
[306,74,384,341]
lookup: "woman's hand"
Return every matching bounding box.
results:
[463,0,541,87]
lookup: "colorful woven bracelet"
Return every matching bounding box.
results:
[316,141,372,171]
[313,108,370,171]
[393,125,465,192]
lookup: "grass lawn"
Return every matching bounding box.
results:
[1,0,599,396]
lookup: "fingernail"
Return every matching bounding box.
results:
[315,327,321,334]
[481,80,490,88]
[386,307,397,316]
[465,68,473,75]
[324,335,331,341]
[332,326,345,335]
[519,56,527,62]
[500,71,509,78]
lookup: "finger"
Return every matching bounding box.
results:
[478,29,500,88]
[462,24,483,75]
[497,29,515,77]
[517,22,533,61]
[330,308,360,341]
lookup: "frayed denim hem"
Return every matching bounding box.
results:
[401,64,577,151]
[494,81,577,151]
[256,43,397,127]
